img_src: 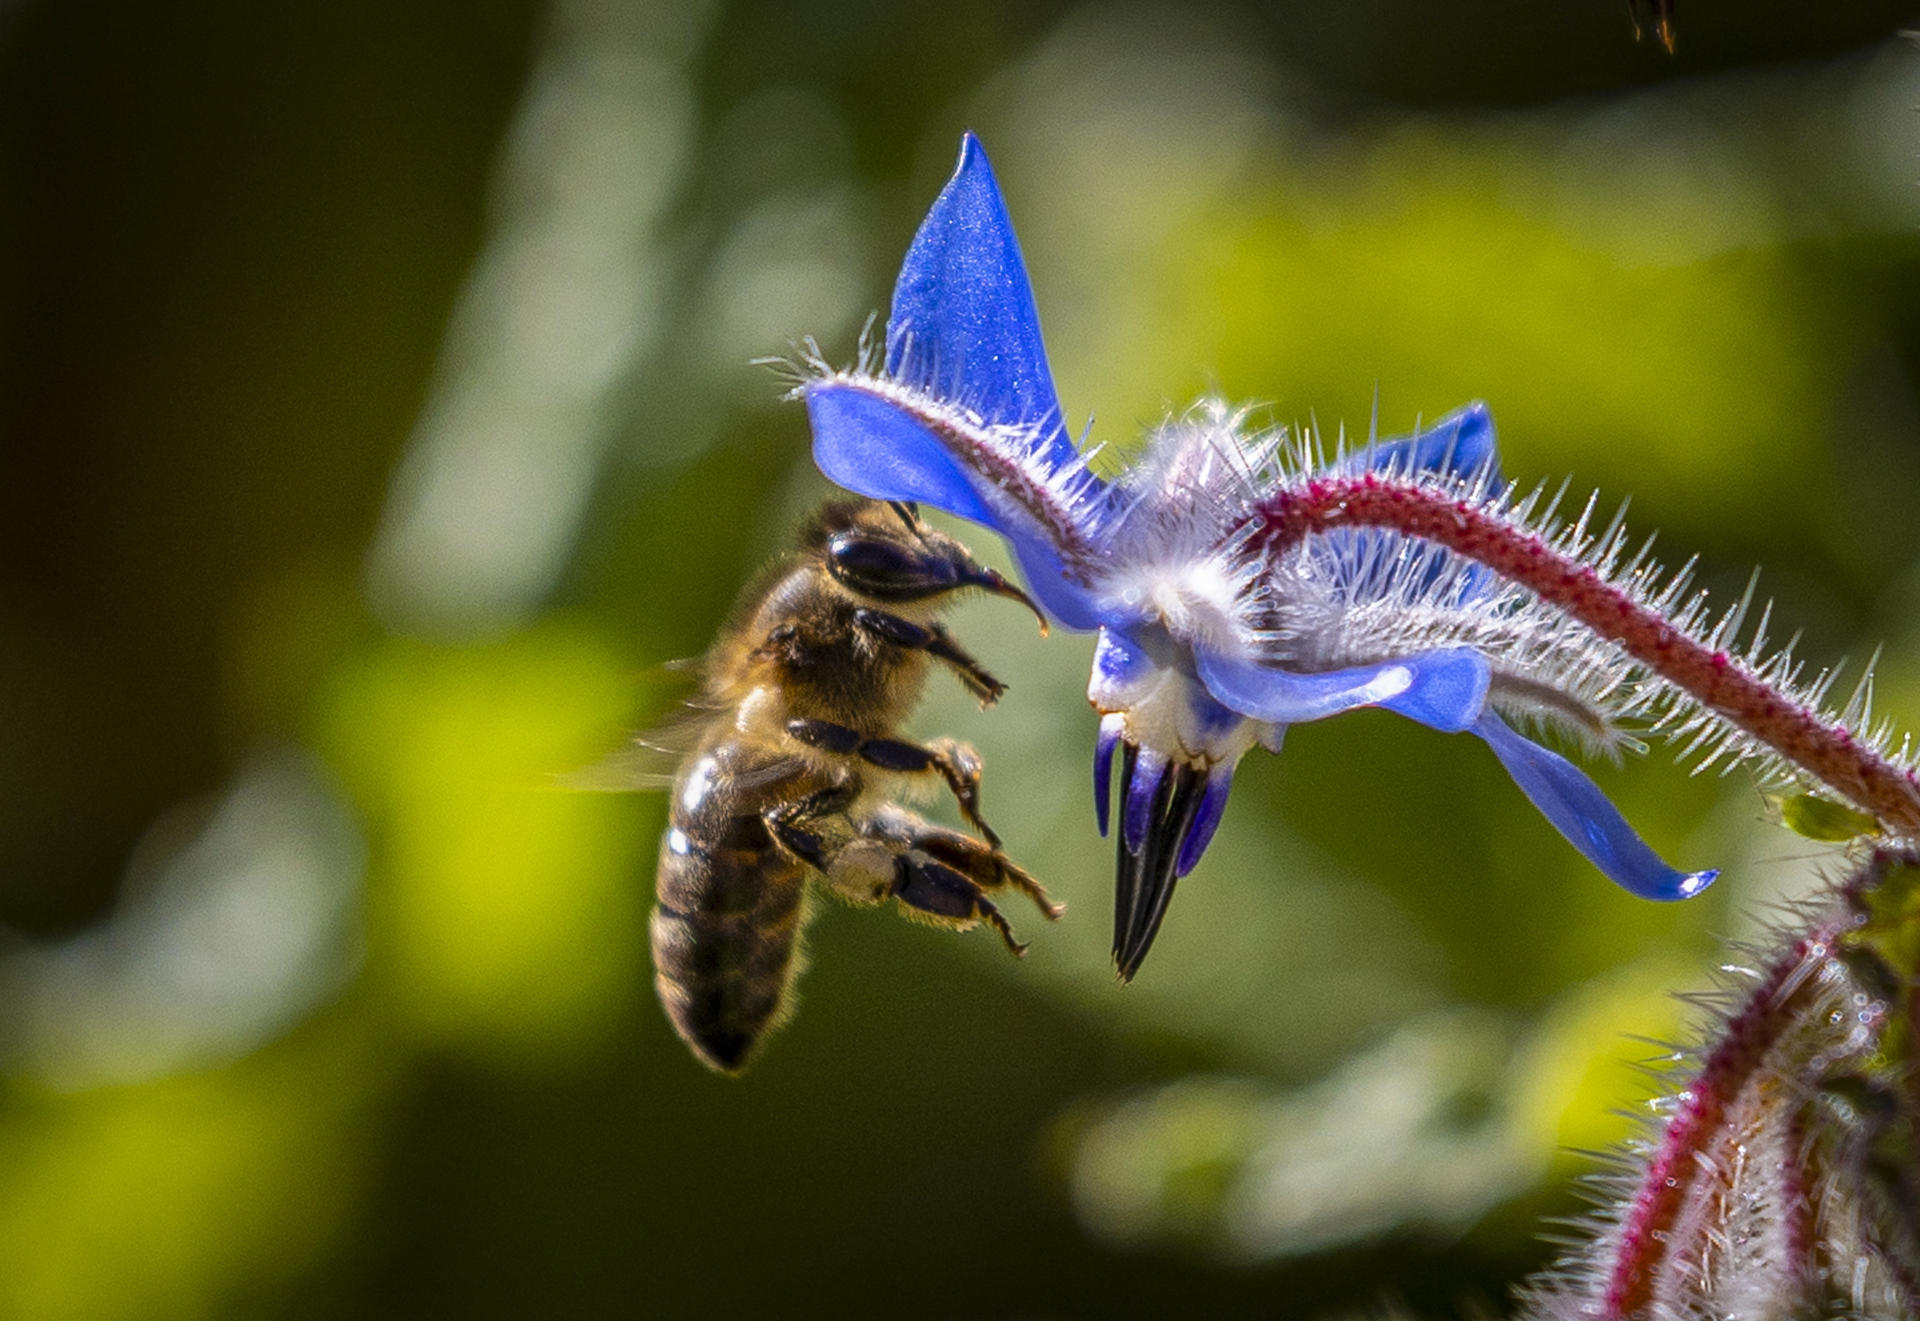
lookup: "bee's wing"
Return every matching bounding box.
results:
[559,698,716,792]
[559,740,685,792]
[549,653,718,792]
[559,704,813,798]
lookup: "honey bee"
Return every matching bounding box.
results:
[647,498,1060,1073]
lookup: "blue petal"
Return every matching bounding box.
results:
[806,383,994,523]
[1472,712,1717,901]
[886,134,1075,469]
[1095,626,1249,743]
[805,383,1105,630]
[1091,625,1154,689]
[1196,648,1491,733]
[806,135,1113,632]
[1352,401,1501,485]
[1094,714,1123,837]
[1123,744,1169,855]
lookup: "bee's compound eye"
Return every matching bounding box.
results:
[826,533,955,600]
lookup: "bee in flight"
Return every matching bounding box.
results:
[646,498,1060,1073]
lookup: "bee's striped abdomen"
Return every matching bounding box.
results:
[651,759,810,1072]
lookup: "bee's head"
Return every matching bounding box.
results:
[813,500,1046,630]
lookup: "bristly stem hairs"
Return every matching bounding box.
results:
[1249,470,1920,837]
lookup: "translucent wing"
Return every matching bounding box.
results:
[560,707,809,799]
[559,728,696,793]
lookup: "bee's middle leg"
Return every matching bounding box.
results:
[762,780,859,871]
[785,720,1002,848]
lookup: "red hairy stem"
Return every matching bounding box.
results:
[1600,916,1845,1316]
[1251,474,1920,836]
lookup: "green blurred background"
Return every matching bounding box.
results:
[2,1,1918,1316]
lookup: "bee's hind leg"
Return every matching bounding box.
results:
[910,821,1064,921]
[890,851,1028,956]
[866,808,1062,949]
[802,806,1059,954]
[762,780,859,871]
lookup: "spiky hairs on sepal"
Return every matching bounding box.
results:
[1251,470,1920,841]
[1518,849,1920,1321]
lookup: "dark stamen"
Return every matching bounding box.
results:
[1114,758,1207,982]
[1111,741,1140,965]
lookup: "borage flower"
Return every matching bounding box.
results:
[801,134,1716,980]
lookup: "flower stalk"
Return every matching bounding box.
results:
[1251,471,1920,838]
[1522,849,1920,1319]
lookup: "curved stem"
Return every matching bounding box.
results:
[1601,909,1844,1316]
[1251,473,1920,836]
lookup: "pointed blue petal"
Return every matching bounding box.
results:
[1352,402,1501,485]
[1094,714,1124,838]
[1472,712,1717,901]
[806,382,993,522]
[807,134,1112,631]
[1123,745,1169,855]
[1196,648,1491,733]
[805,382,1106,630]
[886,134,1075,469]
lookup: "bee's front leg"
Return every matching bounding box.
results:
[851,608,1006,705]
